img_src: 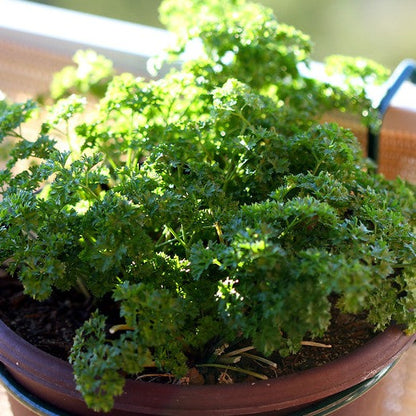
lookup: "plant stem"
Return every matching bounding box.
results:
[165,225,188,250]
[223,345,255,357]
[241,353,278,368]
[76,277,91,301]
[197,363,268,380]
[109,323,134,334]
[301,341,332,348]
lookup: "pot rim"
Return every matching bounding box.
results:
[0,319,414,415]
[0,357,398,416]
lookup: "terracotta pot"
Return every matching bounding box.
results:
[0,319,414,416]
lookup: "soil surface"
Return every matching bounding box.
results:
[0,274,378,384]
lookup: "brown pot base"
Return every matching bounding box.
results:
[0,358,399,416]
[0,318,415,415]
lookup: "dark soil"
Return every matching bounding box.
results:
[0,274,378,384]
[0,275,94,360]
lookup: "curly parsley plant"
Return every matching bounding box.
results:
[0,0,415,412]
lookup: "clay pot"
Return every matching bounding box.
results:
[0,318,414,416]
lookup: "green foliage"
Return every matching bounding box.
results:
[0,97,36,142]
[50,50,114,100]
[324,55,391,130]
[325,55,391,86]
[69,312,127,412]
[1,0,415,412]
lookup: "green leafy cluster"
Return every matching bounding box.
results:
[49,50,114,100]
[0,0,414,412]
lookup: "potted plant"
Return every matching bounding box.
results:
[0,0,415,414]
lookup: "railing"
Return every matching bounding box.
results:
[0,0,173,100]
[0,0,172,73]
[1,0,415,181]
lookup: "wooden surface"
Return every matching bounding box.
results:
[0,36,71,102]
[0,384,11,415]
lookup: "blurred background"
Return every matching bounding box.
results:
[27,0,416,70]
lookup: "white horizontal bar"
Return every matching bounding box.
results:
[0,0,414,112]
[0,0,175,73]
